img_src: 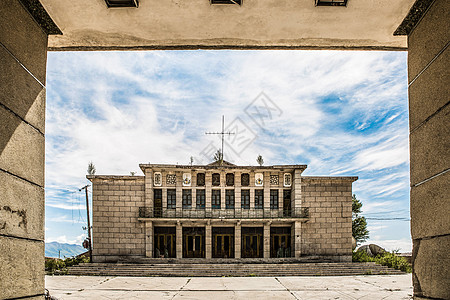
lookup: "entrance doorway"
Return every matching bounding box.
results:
[283,190,291,217]
[212,227,234,258]
[154,189,162,217]
[241,227,263,258]
[154,226,176,258]
[270,227,291,258]
[182,227,205,258]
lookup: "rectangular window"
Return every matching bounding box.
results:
[255,189,264,209]
[167,189,176,209]
[182,189,192,209]
[196,189,205,209]
[212,190,221,209]
[270,189,279,209]
[241,190,250,209]
[225,190,235,209]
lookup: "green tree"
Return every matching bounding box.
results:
[256,154,264,166]
[87,161,96,175]
[352,194,369,245]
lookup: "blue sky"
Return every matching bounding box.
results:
[45,50,411,251]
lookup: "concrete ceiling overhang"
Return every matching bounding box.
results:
[41,0,415,51]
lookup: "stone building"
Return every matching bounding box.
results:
[88,162,357,262]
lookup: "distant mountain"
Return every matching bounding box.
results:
[45,242,85,258]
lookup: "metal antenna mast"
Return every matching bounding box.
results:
[205,115,235,164]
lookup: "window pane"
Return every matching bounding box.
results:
[182,189,192,209]
[212,190,221,209]
[255,190,263,209]
[226,190,235,209]
[241,190,250,209]
[167,189,176,209]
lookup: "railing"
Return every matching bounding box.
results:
[139,207,309,219]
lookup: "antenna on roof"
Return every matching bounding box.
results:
[205,115,235,165]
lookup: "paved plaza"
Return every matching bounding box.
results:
[46,274,412,299]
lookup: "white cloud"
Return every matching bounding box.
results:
[45,50,409,248]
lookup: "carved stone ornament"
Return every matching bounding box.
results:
[166,174,176,185]
[255,173,263,186]
[154,172,162,186]
[284,173,292,187]
[270,175,279,185]
[183,173,191,186]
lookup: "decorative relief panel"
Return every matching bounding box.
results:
[284,173,292,187]
[212,173,220,186]
[226,173,235,186]
[183,173,191,186]
[197,173,205,186]
[241,173,250,186]
[154,172,162,186]
[166,174,176,185]
[270,175,279,185]
[255,173,264,186]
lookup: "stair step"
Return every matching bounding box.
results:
[68,262,404,276]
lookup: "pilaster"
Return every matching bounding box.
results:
[263,222,271,258]
[235,222,241,258]
[145,221,153,258]
[176,222,182,258]
[205,222,212,259]
[292,221,302,258]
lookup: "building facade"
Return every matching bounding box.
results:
[88,162,357,263]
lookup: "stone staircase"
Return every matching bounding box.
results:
[68,260,404,277]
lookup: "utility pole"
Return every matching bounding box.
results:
[80,185,92,262]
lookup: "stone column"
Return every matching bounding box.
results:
[162,188,167,211]
[264,171,270,212]
[205,171,212,211]
[293,170,302,210]
[235,222,241,258]
[396,0,450,298]
[175,171,182,217]
[192,188,196,209]
[263,222,271,258]
[176,222,183,258]
[145,221,153,258]
[145,169,154,208]
[291,221,302,258]
[235,171,241,212]
[205,222,212,259]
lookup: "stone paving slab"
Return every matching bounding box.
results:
[46,274,413,299]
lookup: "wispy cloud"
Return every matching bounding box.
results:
[45,50,410,250]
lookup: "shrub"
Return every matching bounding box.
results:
[352,250,412,273]
[45,256,90,275]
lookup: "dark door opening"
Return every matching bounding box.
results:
[154,189,162,217]
[212,227,234,258]
[270,227,291,258]
[182,227,205,258]
[283,190,291,217]
[154,226,176,258]
[241,227,263,258]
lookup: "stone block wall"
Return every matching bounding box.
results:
[89,176,146,262]
[300,177,355,262]
[403,0,450,298]
[0,1,48,298]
